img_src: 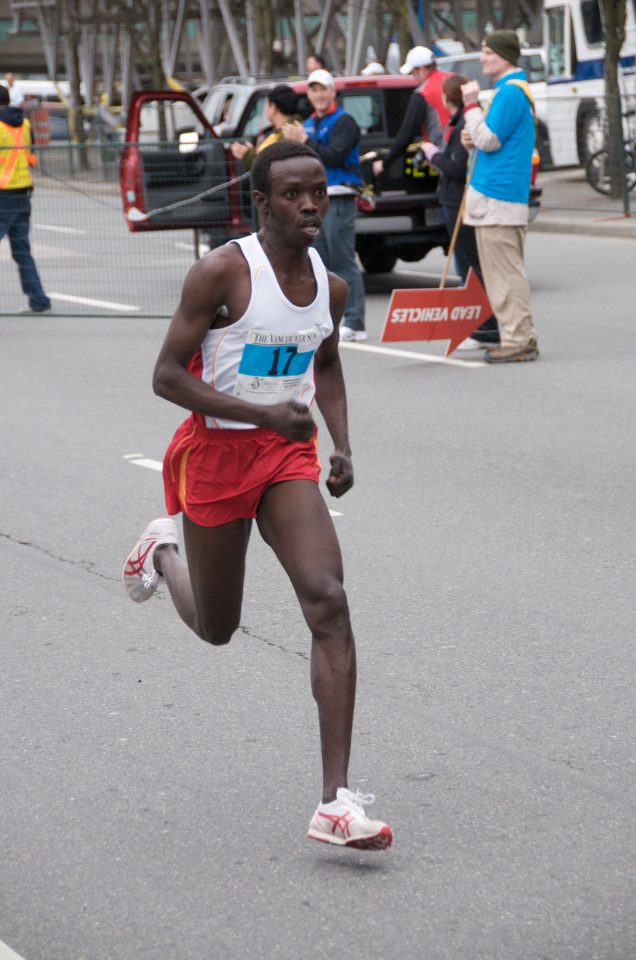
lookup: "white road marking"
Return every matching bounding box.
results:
[124,455,343,517]
[48,293,140,312]
[0,939,29,960]
[338,341,485,368]
[129,457,163,472]
[34,223,86,235]
[175,242,195,252]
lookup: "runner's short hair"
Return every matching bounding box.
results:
[442,73,469,110]
[267,84,298,117]
[251,140,322,196]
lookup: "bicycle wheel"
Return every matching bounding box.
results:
[586,147,636,194]
[586,149,611,194]
[625,146,636,192]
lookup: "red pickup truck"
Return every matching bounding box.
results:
[121,74,541,273]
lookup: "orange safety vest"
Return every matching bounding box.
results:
[0,120,37,190]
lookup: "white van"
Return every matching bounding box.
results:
[541,0,636,165]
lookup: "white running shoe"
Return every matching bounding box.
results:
[339,326,368,342]
[122,517,178,603]
[307,787,393,850]
[455,337,488,351]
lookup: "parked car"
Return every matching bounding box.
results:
[121,73,541,272]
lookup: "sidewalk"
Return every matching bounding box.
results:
[530,167,636,239]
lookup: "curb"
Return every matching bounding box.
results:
[530,218,636,240]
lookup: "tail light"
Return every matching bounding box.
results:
[530,149,540,186]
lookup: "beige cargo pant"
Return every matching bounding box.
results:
[475,225,537,350]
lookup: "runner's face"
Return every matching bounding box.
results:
[259,156,328,246]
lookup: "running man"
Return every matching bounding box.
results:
[122,140,392,851]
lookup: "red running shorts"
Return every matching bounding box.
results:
[163,417,321,527]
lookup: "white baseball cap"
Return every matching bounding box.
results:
[399,46,435,74]
[307,69,335,88]
[361,61,385,76]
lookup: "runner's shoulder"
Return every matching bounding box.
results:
[185,240,248,289]
[327,271,348,305]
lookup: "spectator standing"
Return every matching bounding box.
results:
[418,74,500,348]
[372,46,448,180]
[283,70,367,342]
[0,84,51,314]
[231,85,301,169]
[461,30,539,363]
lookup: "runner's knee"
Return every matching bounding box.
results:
[196,613,239,646]
[302,578,350,639]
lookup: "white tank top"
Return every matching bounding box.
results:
[195,233,333,430]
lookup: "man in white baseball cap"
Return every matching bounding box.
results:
[306,68,334,89]
[399,45,435,74]
[373,45,449,180]
[283,68,367,341]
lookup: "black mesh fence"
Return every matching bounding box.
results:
[2,93,636,318]
[1,138,255,318]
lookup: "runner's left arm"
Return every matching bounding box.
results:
[314,274,353,498]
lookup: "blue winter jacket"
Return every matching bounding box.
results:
[470,70,535,204]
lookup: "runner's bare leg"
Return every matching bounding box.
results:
[257,480,356,802]
[154,516,252,645]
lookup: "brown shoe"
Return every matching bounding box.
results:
[484,341,539,364]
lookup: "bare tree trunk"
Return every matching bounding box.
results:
[381,0,410,65]
[501,0,521,29]
[603,0,627,200]
[255,1,275,75]
[62,0,89,169]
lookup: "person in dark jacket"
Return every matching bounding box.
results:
[418,74,499,348]
[372,47,447,181]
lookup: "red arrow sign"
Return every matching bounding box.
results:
[380,268,493,356]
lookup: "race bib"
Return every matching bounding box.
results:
[234,328,323,405]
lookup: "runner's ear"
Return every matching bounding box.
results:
[252,189,268,211]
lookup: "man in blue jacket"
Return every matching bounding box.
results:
[461,30,539,363]
[283,70,367,341]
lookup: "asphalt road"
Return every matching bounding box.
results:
[1,231,635,960]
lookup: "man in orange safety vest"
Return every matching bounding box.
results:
[0,83,51,314]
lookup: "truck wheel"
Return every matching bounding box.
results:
[358,249,398,273]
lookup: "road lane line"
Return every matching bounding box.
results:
[129,457,163,472]
[0,940,29,960]
[124,456,343,516]
[34,223,86,235]
[338,341,485,368]
[49,293,140,312]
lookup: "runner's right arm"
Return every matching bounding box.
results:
[152,246,315,441]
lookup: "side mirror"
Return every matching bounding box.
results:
[179,130,199,153]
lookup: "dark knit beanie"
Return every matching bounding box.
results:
[482,29,521,65]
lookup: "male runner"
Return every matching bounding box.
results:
[122,140,392,851]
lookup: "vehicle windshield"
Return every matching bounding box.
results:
[520,53,546,82]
